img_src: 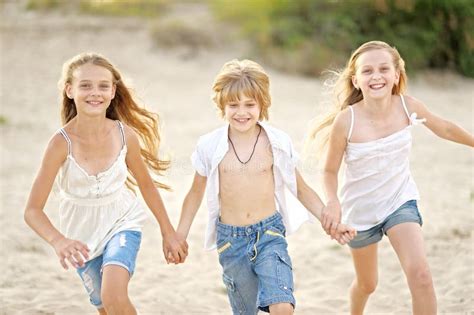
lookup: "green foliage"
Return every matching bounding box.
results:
[26,0,62,10]
[26,0,171,17]
[79,0,170,17]
[212,0,474,77]
[0,115,7,125]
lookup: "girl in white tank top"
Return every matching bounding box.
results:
[309,41,473,314]
[24,53,188,313]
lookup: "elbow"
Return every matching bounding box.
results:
[24,208,33,227]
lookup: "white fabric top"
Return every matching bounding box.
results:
[340,95,426,231]
[56,121,148,261]
[191,121,311,250]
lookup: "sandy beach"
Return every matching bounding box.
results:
[1,2,473,314]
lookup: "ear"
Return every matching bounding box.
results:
[351,75,359,90]
[65,83,73,99]
[394,70,400,86]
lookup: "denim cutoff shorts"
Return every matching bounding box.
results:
[76,230,142,308]
[216,212,295,314]
[348,200,423,249]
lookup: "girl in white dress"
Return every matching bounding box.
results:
[309,41,473,314]
[24,52,188,314]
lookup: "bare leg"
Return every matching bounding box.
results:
[101,265,137,315]
[387,222,436,315]
[269,302,293,315]
[349,243,378,315]
[98,308,107,315]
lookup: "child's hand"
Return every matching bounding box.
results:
[162,232,188,265]
[51,236,89,270]
[321,200,342,238]
[332,223,357,245]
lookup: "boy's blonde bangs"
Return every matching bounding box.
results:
[219,76,261,106]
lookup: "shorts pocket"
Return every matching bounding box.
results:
[275,251,294,293]
[222,273,246,314]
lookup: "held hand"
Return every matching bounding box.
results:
[332,224,357,245]
[51,236,90,270]
[321,200,342,238]
[162,232,188,265]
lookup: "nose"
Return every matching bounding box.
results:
[373,71,382,79]
[90,86,101,96]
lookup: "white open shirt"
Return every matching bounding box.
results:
[191,121,311,250]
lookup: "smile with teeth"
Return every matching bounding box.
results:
[369,83,385,89]
[235,118,250,123]
[87,100,102,106]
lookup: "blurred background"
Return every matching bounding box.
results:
[1,1,473,314]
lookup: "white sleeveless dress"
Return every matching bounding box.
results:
[56,121,148,261]
[340,95,426,231]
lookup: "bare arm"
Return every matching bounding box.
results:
[296,169,324,220]
[296,169,355,244]
[322,110,349,236]
[407,95,474,147]
[124,126,187,264]
[24,134,89,269]
[176,172,207,239]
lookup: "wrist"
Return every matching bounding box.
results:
[49,234,65,247]
[160,224,176,237]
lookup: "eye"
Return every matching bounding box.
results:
[99,84,111,89]
[380,67,389,72]
[362,69,371,74]
[79,83,92,89]
[246,103,255,107]
[228,104,237,108]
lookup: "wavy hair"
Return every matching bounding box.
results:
[58,52,169,190]
[309,41,408,154]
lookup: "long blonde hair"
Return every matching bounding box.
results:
[212,59,271,121]
[59,52,170,190]
[309,41,408,153]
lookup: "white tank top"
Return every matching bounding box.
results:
[340,95,426,231]
[56,121,148,260]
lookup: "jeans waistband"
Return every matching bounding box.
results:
[217,211,282,236]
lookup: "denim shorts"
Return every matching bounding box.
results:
[76,230,142,308]
[216,212,295,314]
[348,200,423,249]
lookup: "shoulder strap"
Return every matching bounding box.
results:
[347,106,355,142]
[58,128,72,155]
[400,95,411,120]
[116,120,126,147]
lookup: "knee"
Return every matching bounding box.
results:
[101,289,129,312]
[354,277,377,295]
[408,265,433,289]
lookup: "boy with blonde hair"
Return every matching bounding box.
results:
[177,59,355,314]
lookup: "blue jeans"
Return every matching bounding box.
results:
[217,212,295,314]
[348,200,423,248]
[76,230,142,308]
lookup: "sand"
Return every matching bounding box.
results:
[1,2,473,314]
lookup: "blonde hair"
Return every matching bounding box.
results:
[309,40,408,153]
[212,59,271,120]
[59,52,170,190]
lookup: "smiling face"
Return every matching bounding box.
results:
[224,93,261,134]
[65,63,116,118]
[352,48,400,100]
